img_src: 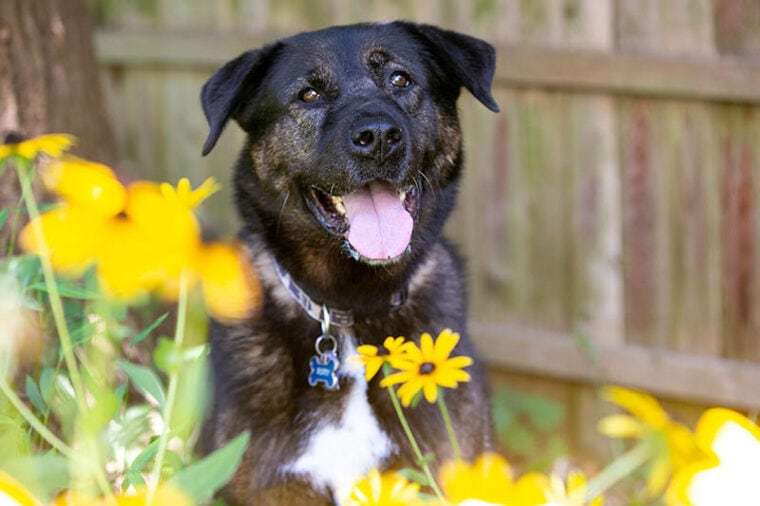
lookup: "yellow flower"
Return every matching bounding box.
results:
[53,484,193,505]
[21,174,219,301]
[355,336,414,382]
[666,408,760,506]
[439,453,549,505]
[42,156,127,217]
[346,468,422,506]
[195,241,262,322]
[19,205,107,274]
[543,471,604,506]
[160,177,221,209]
[599,386,700,497]
[0,470,41,506]
[379,329,472,406]
[0,133,75,160]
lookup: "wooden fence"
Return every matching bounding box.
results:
[91,0,760,457]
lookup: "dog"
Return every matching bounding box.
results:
[199,21,500,505]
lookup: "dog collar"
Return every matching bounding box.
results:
[273,260,355,327]
[272,259,406,328]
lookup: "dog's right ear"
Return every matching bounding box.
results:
[201,43,280,156]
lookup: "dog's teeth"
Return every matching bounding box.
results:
[331,196,346,215]
[399,191,406,202]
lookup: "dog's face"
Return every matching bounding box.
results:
[202,22,497,274]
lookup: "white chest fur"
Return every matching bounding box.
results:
[281,330,395,503]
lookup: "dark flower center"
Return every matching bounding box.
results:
[419,362,436,375]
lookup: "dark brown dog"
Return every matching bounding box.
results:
[200,21,500,505]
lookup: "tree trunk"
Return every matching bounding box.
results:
[0,0,115,248]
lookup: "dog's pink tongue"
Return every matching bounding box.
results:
[343,181,413,261]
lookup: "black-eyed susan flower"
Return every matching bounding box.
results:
[379,329,472,407]
[346,468,422,506]
[354,336,414,382]
[0,469,41,505]
[19,149,260,318]
[666,408,760,506]
[0,133,75,160]
[438,452,549,505]
[599,386,701,497]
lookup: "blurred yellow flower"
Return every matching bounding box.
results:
[195,241,262,322]
[160,177,221,210]
[666,408,760,506]
[19,205,107,274]
[53,484,193,506]
[354,336,414,382]
[0,133,75,160]
[346,468,422,506]
[18,149,259,315]
[379,329,472,406]
[42,156,127,217]
[438,453,548,505]
[599,386,700,497]
[0,470,41,506]
[543,471,603,506]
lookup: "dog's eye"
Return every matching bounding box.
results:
[389,71,411,88]
[299,88,321,103]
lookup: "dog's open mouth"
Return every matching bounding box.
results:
[305,181,419,264]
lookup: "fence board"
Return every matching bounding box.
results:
[473,320,760,410]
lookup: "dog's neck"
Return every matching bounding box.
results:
[270,257,407,327]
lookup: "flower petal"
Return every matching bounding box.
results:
[598,415,645,439]
[602,386,669,428]
[433,328,460,362]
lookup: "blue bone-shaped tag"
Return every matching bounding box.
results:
[309,353,339,390]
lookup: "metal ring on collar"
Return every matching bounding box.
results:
[315,334,338,356]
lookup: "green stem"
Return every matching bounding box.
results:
[15,159,115,501]
[436,394,461,462]
[15,162,88,413]
[383,369,446,502]
[147,271,189,505]
[584,441,654,502]
[0,377,74,458]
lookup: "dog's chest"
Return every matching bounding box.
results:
[281,330,394,503]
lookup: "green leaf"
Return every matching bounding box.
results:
[122,437,160,490]
[0,208,9,230]
[417,452,436,467]
[117,361,166,408]
[123,469,146,491]
[154,339,207,374]
[397,467,430,486]
[169,431,250,504]
[9,254,42,287]
[25,376,46,414]
[28,280,100,300]
[131,312,169,347]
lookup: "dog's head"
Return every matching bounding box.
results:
[201,22,498,274]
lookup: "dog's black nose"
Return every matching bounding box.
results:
[350,115,404,161]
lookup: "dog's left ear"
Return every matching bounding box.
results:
[408,24,500,113]
[201,43,281,156]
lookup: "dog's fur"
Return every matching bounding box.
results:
[199,22,500,505]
